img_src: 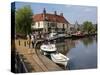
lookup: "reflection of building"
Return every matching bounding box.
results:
[32,8,70,33]
[56,39,76,55]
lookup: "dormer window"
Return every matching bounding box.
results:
[45,16,48,20]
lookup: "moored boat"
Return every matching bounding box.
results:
[50,52,69,68]
[40,41,57,55]
[48,32,58,40]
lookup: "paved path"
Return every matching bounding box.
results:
[15,39,62,72]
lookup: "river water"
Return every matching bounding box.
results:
[56,36,97,70]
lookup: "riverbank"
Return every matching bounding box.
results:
[70,33,97,38]
[14,39,62,73]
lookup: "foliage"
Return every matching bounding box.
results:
[82,21,95,34]
[15,5,33,35]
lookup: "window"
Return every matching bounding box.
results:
[63,24,64,28]
[38,22,40,27]
[48,22,49,27]
[51,23,56,27]
[62,24,65,32]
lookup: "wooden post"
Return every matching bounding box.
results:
[29,40,31,48]
[24,41,26,47]
[19,40,20,46]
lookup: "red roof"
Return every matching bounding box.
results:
[32,13,69,24]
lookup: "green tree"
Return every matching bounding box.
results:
[92,24,97,33]
[15,5,33,35]
[82,21,94,34]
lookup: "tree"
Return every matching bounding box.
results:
[15,5,33,35]
[92,24,97,33]
[82,21,94,34]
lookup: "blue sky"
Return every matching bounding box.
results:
[15,2,97,24]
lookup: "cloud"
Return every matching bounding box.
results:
[83,8,92,12]
[65,5,73,8]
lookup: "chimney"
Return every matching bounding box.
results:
[54,11,57,15]
[43,8,46,14]
[60,13,63,16]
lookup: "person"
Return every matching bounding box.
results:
[26,34,29,44]
[28,34,31,48]
[31,34,35,48]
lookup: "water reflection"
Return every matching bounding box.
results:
[55,36,97,70]
[56,39,76,55]
[80,37,94,47]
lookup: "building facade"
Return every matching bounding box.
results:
[31,8,70,34]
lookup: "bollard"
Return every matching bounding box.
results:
[19,40,20,46]
[24,41,26,47]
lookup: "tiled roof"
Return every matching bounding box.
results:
[32,13,69,24]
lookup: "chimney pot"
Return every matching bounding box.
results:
[43,8,46,14]
[54,11,57,15]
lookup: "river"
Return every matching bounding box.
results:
[56,36,97,70]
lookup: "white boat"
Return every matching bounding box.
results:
[48,32,67,40]
[51,53,69,68]
[40,42,57,55]
[57,33,66,38]
[48,32,57,40]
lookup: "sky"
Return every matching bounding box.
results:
[14,2,97,24]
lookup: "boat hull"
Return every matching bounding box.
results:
[51,56,68,66]
[50,53,69,67]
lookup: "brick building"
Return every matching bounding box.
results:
[31,8,70,34]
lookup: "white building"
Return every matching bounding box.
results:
[32,8,70,33]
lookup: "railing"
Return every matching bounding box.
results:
[15,53,28,73]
